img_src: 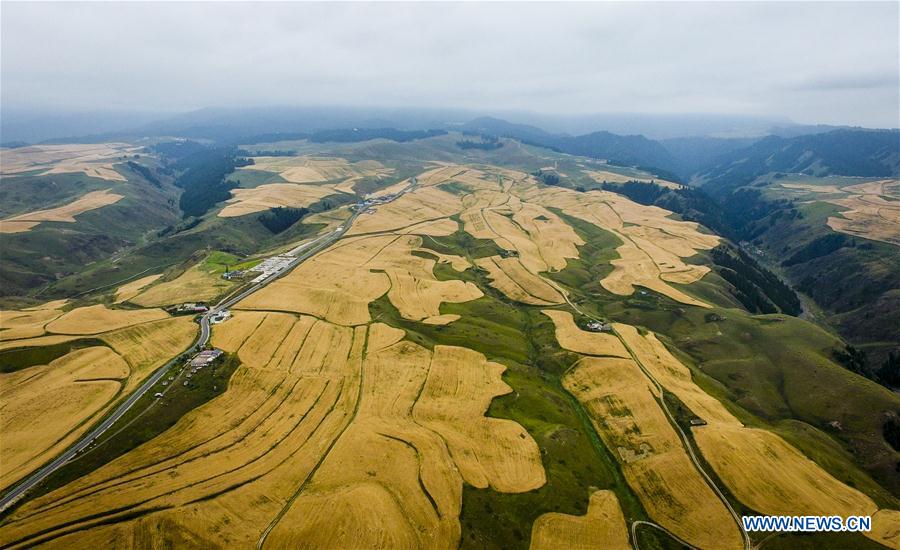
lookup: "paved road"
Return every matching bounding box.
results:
[0,184,412,512]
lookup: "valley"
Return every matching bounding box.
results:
[1,130,898,549]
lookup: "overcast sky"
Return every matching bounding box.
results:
[2,2,898,128]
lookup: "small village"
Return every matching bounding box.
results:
[153,348,225,399]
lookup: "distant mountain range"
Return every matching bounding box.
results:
[696,129,900,194]
[461,117,900,183]
[4,107,898,186]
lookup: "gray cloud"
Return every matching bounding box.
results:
[1,1,898,127]
[787,73,900,92]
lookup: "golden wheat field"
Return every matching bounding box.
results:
[0,302,67,341]
[347,186,462,236]
[542,309,629,357]
[586,169,682,189]
[218,183,335,217]
[0,189,125,234]
[524,185,717,306]
[239,233,482,325]
[475,256,565,305]
[113,274,163,304]
[45,304,169,335]
[0,315,195,493]
[5,160,881,549]
[563,355,744,549]
[612,322,900,548]
[0,143,133,181]
[130,261,235,307]
[530,490,630,550]
[0,317,543,548]
[0,347,128,491]
[825,179,900,245]
[238,155,393,184]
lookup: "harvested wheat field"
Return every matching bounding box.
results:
[542,310,629,357]
[0,189,124,233]
[0,143,133,181]
[530,490,630,550]
[0,346,129,491]
[563,355,743,549]
[45,304,169,335]
[239,155,392,184]
[113,274,163,304]
[131,261,235,307]
[218,183,334,217]
[614,322,900,547]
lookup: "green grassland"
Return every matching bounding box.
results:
[0,171,118,219]
[226,166,288,188]
[747,195,900,364]
[0,338,107,373]
[0,164,182,296]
